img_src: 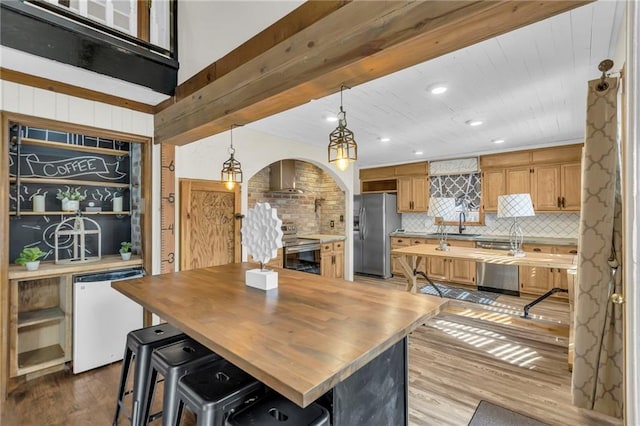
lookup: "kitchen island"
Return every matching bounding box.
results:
[112,262,445,425]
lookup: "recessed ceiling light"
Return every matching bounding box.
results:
[415,151,423,155]
[326,116,338,123]
[466,120,483,126]
[493,139,505,144]
[430,85,447,95]
[380,137,391,142]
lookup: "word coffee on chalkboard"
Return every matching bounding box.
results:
[9,152,127,181]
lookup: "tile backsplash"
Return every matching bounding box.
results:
[402,212,580,239]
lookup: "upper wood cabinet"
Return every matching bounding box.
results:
[480,144,583,213]
[397,175,429,213]
[359,161,428,194]
[481,169,506,211]
[531,163,581,211]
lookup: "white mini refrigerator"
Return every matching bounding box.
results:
[73,269,143,374]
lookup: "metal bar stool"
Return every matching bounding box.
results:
[113,323,186,426]
[144,338,220,426]
[173,359,265,426]
[226,392,330,426]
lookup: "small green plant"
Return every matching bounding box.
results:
[119,242,133,254]
[56,187,86,201]
[15,247,45,265]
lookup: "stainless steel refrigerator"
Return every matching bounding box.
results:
[354,193,402,278]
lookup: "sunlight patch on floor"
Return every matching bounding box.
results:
[434,319,541,369]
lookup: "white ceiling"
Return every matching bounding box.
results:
[248,1,626,168]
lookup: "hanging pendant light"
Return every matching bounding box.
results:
[328,85,357,171]
[221,124,243,190]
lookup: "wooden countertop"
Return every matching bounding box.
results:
[8,254,143,280]
[112,262,445,407]
[392,244,577,270]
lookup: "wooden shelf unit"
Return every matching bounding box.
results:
[18,307,65,329]
[9,177,129,189]
[8,256,144,378]
[20,137,130,157]
[10,211,132,216]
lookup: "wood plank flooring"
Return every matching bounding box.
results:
[1,276,622,426]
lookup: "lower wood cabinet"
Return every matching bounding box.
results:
[321,241,344,279]
[519,244,577,298]
[391,237,476,285]
[390,237,412,276]
[426,239,476,285]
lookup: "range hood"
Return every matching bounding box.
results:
[269,160,303,193]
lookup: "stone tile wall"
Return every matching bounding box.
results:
[248,161,345,235]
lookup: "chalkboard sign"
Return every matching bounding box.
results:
[8,124,135,263]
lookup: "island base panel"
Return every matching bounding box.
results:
[331,338,408,426]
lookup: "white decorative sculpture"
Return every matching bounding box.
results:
[241,203,283,290]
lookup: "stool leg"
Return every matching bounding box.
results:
[197,409,215,426]
[161,370,180,426]
[173,399,184,426]
[113,346,133,426]
[133,347,153,426]
[141,367,159,426]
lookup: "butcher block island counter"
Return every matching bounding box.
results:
[112,262,445,425]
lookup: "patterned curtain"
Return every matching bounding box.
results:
[572,77,623,417]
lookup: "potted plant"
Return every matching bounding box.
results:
[56,187,86,211]
[120,241,133,260]
[15,246,46,271]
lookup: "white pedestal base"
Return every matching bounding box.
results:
[245,269,278,290]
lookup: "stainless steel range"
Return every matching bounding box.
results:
[281,223,321,275]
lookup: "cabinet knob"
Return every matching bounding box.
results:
[569,250,577,254]
[557,197,561,208]
[533,248,542,252]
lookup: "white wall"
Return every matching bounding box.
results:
[0,81,154,135]
[177,1,303,84]
[174,127,356,280]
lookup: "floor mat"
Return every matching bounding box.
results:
[468,400,548,426]
[420,282,499,305]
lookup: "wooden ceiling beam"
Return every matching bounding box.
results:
[155,0,592,146]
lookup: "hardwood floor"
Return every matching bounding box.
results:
[1,276,621,426]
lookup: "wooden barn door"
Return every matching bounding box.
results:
[179,179,241,271]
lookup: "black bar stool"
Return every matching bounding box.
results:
[144,338,220,426]
[173,359,265,426]
[226,392,330,426]
[113,323,186,426]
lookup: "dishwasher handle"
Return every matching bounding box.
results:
[74,268,145,283]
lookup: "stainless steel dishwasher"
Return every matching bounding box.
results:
[476,241,520,296]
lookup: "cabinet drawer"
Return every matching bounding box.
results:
[521,244,553,254]
[554,245,578,255]
[411,238,426,245]
[333,242,343,252]
[321,243,333,253]
[391,237,411,246]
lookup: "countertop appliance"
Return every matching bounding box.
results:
[73,268,144,374]
[354,193,401,278]
[281,222,321,274]
[476,241,519,296]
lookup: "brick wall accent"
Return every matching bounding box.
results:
[248,161,345,235]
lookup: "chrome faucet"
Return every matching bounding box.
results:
[459,211,466,234]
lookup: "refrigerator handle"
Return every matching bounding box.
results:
[361,207,367,240]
